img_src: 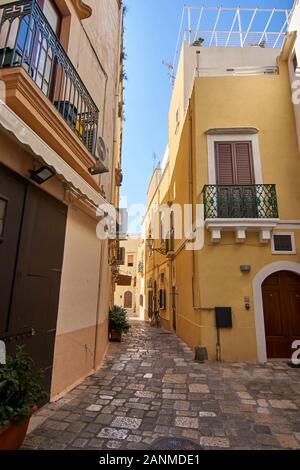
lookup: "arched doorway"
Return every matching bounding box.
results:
[124,291,133,309]
[262,271,300,358]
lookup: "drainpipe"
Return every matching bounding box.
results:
[93,6,124,370]
[189,99,214,313]
[110,4,124,204]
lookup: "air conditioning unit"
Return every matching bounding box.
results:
[89,135,109,175]
[114,247,125,266]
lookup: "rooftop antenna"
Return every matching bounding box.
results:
[152,152,160,170]
[162,60,175,86]
[152,152,157,170]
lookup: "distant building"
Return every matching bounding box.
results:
[115,236,145,320]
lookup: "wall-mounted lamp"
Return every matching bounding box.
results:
[240,265,251,274]
[29,166,55,185]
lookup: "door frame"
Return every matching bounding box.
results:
[253,261,300,363]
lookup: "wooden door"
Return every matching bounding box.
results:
[215,141,257,218]
[262,271,300,358]
[0,164,67,398]
[124,291,133,309]
[0,166,26,335]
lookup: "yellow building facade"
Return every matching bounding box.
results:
[144,6,300,363]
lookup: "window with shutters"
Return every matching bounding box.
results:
[215,141,257,218]
[215,141,254,185]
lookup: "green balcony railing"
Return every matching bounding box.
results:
[202,184,279,220]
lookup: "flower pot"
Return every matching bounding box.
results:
[110,330,122,342]
[0,406,37,451]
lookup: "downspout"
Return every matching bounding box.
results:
[110,4,124,204]
[93,5,124,371]
[189,98,214,313]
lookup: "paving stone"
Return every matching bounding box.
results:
[71,438,88,448]
[275,434,300,449]
[135,391,156,399]
[189,384,210,394]
[163,374,187,384]
[22,322,300,451]
[111,417,142,430]
[200,437,230,448]
[97,428,128,440]
[199,411,217,418]
[269,400,297,410]
[106,440,122,449]
[175,417,199,429]
[86,405,102,412]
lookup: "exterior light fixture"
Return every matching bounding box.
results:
[240,265,251,273]
[29,166,55,185]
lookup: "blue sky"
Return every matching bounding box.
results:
[121,0,294,213]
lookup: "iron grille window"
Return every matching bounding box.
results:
[0,197,7,240]
[273,235,294,253]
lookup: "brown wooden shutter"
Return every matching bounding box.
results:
[215,143,234,184]
[234,142,254,184]
[215,141,254,185]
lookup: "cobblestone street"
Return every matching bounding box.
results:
[23,322,300,450]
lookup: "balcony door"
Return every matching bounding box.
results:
[215,141,257,218]
[35,0,62,95]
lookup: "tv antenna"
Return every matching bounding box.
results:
[162,60,175,85]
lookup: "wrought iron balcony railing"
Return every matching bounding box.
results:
[0,0,99,156]
[202,184,279,220]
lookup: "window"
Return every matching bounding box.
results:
[140,295,144,307]
[293,53,298,72]
[272,233,296,255]
[215,141,254,185]
[0,197,7,240]
[38,0,62,35]
[159,289,166,310]
[128,255,134,267]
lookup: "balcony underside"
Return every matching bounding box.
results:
[205,218,280,244]
[0,67,99,191]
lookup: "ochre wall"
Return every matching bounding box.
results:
[145,58,300,362]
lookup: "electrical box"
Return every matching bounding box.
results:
[215,307,233,329]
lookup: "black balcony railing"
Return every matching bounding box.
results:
[0,0,99,155]
[202,184,279,220]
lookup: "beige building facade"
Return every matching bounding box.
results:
[115,236,145,320]
[0,0,124,400]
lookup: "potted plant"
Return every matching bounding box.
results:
[0,346,44,450]
[109,306,131,342]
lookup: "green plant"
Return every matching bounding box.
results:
[0,346,45,427]
[109,306,131,334]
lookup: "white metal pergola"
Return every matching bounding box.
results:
[171,5,293,81]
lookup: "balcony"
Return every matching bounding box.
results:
[0,0,102,189]
[202,184,279,243]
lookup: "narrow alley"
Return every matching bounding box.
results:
[23,323,300,451]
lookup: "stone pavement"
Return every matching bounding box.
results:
[23,322,300,450]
